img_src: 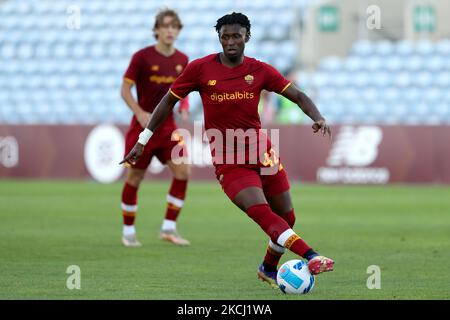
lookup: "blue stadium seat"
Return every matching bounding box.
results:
[364,56,383,71]
[319,56,342,72]
[393,72,412,87]
[370,102,388,116]
[344,57,364,71]
[436,40,450,55]
[414,72,433,88]
[352,72,371,87]
[384,56,403,72]
[312,72,330,87]
[1,0,448,125]
[426,54,446,71]
[382,87,401,103]
[402,88,420,103]
[403,54,425,72]
[396,41,414,56]
[372,72,392,87]
[415,41,434,55]
[352,40,374,56]
[374,41,394,56]
[361,88,379,102]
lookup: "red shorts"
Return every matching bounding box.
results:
[124,124,187,170]
[217,165,290,201]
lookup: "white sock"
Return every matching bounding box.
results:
[123,225,136,236]
[161,219,176,231]
[269,239,286,254]
[277,229,296,248]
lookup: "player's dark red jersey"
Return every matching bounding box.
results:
[170,53,291,174]
[124,45,189,131]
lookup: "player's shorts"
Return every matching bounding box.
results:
[124,124,187,170]
[217,165,290,201]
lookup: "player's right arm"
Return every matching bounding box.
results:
[120,80,150,128]
[121,50,151,128]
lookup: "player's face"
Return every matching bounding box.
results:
[155,16,181,46]
[218,24,248,60]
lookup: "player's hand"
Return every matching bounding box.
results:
[119,143,145,166]
[180,109,189,123]
[312,119,332,140]
[136,111,151,128]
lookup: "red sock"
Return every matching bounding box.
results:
[278,209,311,256]
[263,209,296,269]
[280,209,296,227]
[121,182,138,225]
[263,245,284,269]
[165,178,188,221]
[247,204,312,258]
[289,238,312,257]
[247,204,290,241]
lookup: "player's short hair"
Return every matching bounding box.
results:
[153,8,183,39]
[214,12,251,39]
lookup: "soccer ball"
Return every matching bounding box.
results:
[277,259,315,294]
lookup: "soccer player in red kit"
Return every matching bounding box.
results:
[120,9,191,247]
[121,12,334,286]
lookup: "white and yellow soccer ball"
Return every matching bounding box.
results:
[277,259,315,294]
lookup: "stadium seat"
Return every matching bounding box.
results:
[374,41,394,56]
[415,72,433,88]
[396,41,414,56]
[1,0,449,125]
[436,40,450,55]
[352,72,371,87]
[371,72,392,88]
[384,56,403,72]
[344,57,364,72]
[364,56,383,71]
[352,40,374,56]
[319,56,342,72]
[415,41,434,55]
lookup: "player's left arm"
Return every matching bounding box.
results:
[281,84,332,139]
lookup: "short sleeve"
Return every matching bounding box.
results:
[123,52,142,84]
[262,62,291,94]
[170,60,200,99]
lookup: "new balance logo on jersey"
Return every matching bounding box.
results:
[317,126,389,184]
[207,80,217,86]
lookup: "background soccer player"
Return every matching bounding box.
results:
[120,8,191,247]
[121,12,334,286]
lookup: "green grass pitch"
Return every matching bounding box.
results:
[0,180,449,300]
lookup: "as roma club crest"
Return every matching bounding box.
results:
[175,64,183,74]
[244,74,254,85]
